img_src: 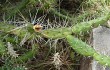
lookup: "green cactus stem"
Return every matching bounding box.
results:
[93,53,110,66]
[65,34,96,56]
[0,41,6,55]
[6,0,39,19]
[0,23,38,63]
[0,22,33,39]
[65,34,110,66]
[6,0,30,19]
[6,0,57,19]
[41,27,72,39]
[0,32,20,44]
[50,8,72,21]
[16,44,38,63]
[0,22,16,32]
[72,12,110,34]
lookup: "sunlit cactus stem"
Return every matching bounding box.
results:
[65,34,96,56]
[40,12,110,39]
[65,34,110,66]
[72,12,110,34]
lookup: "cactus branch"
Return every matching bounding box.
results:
[65,34,110,66]
[40,12,110,38]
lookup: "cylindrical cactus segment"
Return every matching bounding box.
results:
[0,22,15,32]
[93,53,110,66]
[41,27,72,38]
[72,12,110,34]
[65,35,96,56]
[65,34,110,66]
[0,41,6,55]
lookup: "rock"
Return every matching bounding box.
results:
[92,26,110,70]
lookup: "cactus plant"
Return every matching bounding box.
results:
[1,0,110,69]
